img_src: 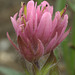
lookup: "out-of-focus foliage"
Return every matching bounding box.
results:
[68,0,75,12]
[34,0,44,5]
[55,0,75,75]
[0,66,24,75]
[56,0,66,11]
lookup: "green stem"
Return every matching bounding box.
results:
[32,52,59,75]
[24,69,30,75]
[33,63,41,75]
[41,51,59,75]
[21,60,30,75]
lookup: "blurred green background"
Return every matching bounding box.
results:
[0,0,75,75]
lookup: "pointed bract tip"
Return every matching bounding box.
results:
[7,32,19,50]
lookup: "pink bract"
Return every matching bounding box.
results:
[7,0,71,62]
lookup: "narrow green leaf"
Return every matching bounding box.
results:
[54,49,59,60]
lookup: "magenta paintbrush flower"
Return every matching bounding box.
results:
[7,0,71,62]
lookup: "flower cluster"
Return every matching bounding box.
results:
[7,0,71,62]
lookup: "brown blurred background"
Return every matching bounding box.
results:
[0,0,29,72]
